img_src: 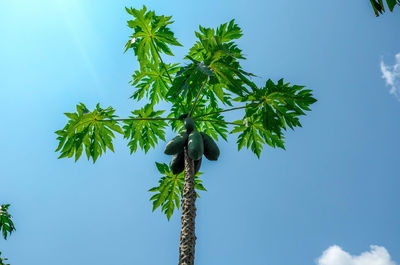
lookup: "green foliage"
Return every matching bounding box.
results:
[125,5,182,65]
[168,100,229,141]
[149,163,206,220]
[188,20,256,95]
[166,61,209,105]
[193,102,229,141]
[167,20,254,108]
[123,104,167,154]
[55,5,317,219]
[0,252,9,265]
[0,204,15,240]
[370,0,399,16]
[231,79,317,158]
[130,63,180,104]
[55,103,123,162]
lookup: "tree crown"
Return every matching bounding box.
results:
[55,5,317,219]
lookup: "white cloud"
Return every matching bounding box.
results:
[380,53,400,100]
[317,245,397,265]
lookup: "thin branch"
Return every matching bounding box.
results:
[195,119,238,126]
[193,105,248,118]
[61,117,177,138]
[188,80,207,117]
[102,117,178,122]
[150,38,186,111]
[151,39,174,84]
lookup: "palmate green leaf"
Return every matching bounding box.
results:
[231,115,285,158]
[149,163,206,220]
[125,5,182,68]
[130,62,180,104]
[0,204,15,240]
[216,20,243,43]
[123,104,168,154]
[55,103,123,163]
[190,21,244,62]
[236,79,316,132]
[186,20,256,98]
[166,20,254,108]
[231,79,316,157]
[258,79,317,132]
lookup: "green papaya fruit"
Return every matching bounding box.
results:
[188,131,203,160]
[184,117,195,132]
[170,151,184,175]
[201,132,220,161]
[164,131,188,155]
[194,157,202,174]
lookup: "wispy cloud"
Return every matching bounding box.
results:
[380,53,400,100]
[316,245,397,265]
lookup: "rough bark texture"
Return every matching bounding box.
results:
[178,146,197,265]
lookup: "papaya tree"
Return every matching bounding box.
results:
[0,204,15,265]
[55,5,317,265]
[370,0,399,16]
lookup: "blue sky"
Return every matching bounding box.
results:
[1,0,399,264]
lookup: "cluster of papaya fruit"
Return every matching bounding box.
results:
[164,116,220,175]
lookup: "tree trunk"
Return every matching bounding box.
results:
[178,146,197,265]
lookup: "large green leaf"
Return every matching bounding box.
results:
[149,162,206,220]
[231,79,316,157]
[125,6,182,68]
[55,103,123,163]
[130,62,180,104]
[123,104,168,153]
[237,79,316,130]
[186,20,256,98]
[231,115,284,158]
[168,22,253,112]
[216,20,243,43]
